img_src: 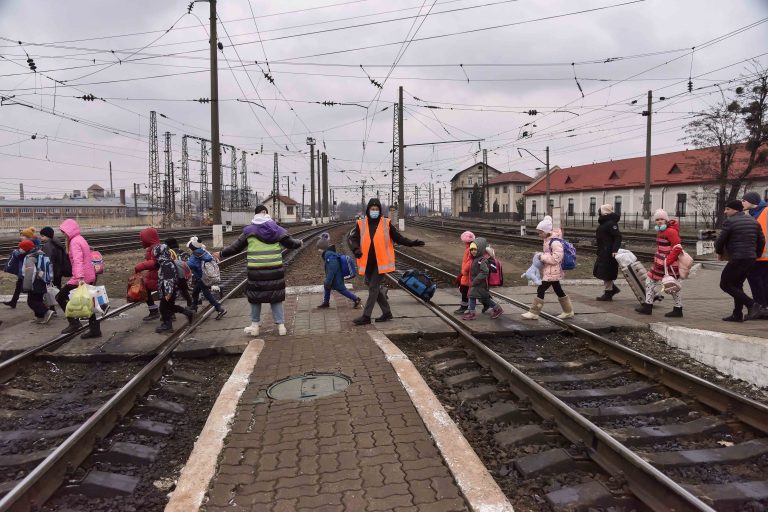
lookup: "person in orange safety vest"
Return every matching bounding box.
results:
[743,191,768,311]
[347,198,425,325]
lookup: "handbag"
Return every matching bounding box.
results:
[44,285,59,307]
[127,273,148,303]
[674,244,694,279]
[662,261,681,294]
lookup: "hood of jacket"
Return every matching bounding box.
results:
[748,201,767,219]
[140,227,160,248]
[598,212,620,224]
[664,219,680,233]
[322,244,338,257]
[365,197,383,218]
[473,237,488,255]
[59,219,81,240]
[243,218,287,244]
[545,228,564,241]
[153,243,171,262]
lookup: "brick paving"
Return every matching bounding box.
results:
[202,297,469,512]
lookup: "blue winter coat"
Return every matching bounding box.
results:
[187,248,213,281]
[322,245,345,291]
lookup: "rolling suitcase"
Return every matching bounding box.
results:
[621,261,663,304]
[398,270,437,301]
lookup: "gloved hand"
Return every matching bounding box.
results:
[411,240,425,247]
[353,249,363,258]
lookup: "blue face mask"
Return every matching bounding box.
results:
[655,224,667,232]
[369,210,380,219]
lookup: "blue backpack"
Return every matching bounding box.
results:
[549,238,577,270]
[338,254,357,280]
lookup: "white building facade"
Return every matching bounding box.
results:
[449,163,502,216]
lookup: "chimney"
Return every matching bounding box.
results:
[119,189,126,205]
[19,183,24,200]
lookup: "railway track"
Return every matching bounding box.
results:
[390,249,768,511]
[0,222,335,512]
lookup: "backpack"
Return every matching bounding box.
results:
[4,250,21,276]
[127,273,148,302]
[91,250,105,275]
[202,259,221,286]
[398,270,437,301]
[487,258,503,287]
[22,252,52,293]
[549,238,577,270]
[337,254,357,280]
[674,244,694,279]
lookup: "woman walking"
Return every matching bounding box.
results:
[593,204,622,301]
[56,219,100,338]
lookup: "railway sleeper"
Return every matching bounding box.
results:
[433,357,477,373]
[444,370,493,387]
[424,346,469,361]
[494,424,556,447]
[684,480,768,512]
[608,416,728,445]
[640,438,768,467]
[514,448,598,478]
[545,480,639,512]
[473,401,537,424]
[577,397,689,422]
[61,470,139,498]
[552,380,659,401]
[93,441,159,465]
[533,367,630,383]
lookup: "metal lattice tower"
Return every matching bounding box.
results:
[181,136,192,225]
[163,131,175,225]
[200,140,209,216]
[391,103,400,210]
[230,148,238,210]
[240,151,249,208]
[148,111,160,219]
[272,152,280,221]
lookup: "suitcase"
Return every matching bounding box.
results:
[621,261,663,304]
[398,270,437,301]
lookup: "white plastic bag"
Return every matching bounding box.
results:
[87,285,109,315]
[614,248,637,268]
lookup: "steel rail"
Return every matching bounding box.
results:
[0,223,334,512]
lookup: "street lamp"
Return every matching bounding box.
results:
[518,146,550,216]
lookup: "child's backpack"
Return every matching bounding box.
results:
[127,273,148,302]
[488,258,504,287]
[23,252,51,293]
[202,259,221,286]
[91,250,105,275]
[674,244,695,279]
[4,250,21,276]
[549,238,577,270]
[337,254,357,280]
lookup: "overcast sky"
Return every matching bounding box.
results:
[0,0,766,207]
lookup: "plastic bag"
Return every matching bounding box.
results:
[614,249,637,268]
[87,285,109,315]
[66,282,94,319]
[44,285,59,307]
[127,273,148,303]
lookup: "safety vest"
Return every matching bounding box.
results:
[247,237,282,268]
[356,217,395,275]
[757,208,768,261]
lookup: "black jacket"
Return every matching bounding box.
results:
[347,198,418,277]
[42,237,71,285]
[715,212,766,260]
[593,212,622,281]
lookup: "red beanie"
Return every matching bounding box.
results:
[19,239,35,252]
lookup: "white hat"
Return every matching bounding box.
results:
[536,215,553,234]
[187,236,205,250]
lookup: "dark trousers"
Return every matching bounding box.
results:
[459,285,469,306]
[747,260,768,308]
[56,282,97,328]
[720,259,756,316]
[192,281,222,310]
[8,277,22,305]
[323,286,358,304]
[537,280,566,300]
[27,292,48,318]
[160,295,186,322]
[178,278,193,307]
[363,272,391,318]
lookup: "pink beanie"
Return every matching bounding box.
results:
[460,231,475,243]
[653,209,669,221]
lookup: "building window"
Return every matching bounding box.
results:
[531,200,537,216]
[614,196,622,217]
[494,186,499,194]
[50,208,59,214]
[287,206,294,215]
[589,197,596,217]
[567,198,574,216]
[516,185,523,193]
[64,208,73,214]
[4,208,15,213]
[20,208,31,214]
[502,186,508,193]
[35,208,45,214]
[549,199,554,212]
[676,193,687,217]
[466,177,473,185]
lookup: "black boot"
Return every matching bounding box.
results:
[722,314,743,322]
[746,303,763,321]
[80,320,102,339]
[3,301,16,309]
[143,310,160,321]
[183,307,195,323]
[634,303,653,315]
[453,305,467,315]
[155,321,173,333]
[352,315,371,325]
[596,290,614,301]
[376,312,394,322]
[611,285,620,296]
[61,318,82,334]
[664,307,683,318]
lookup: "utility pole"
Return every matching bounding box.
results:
[316,149,321,217]
[181,136,191,224]
[439,187,442,216]
[18,183,23,200]
[208,0,223,241]
[322,152,329,219]
[545,146,550,216]
[109,161,114,197]
[391,98,400,226]
[642,90,652,230]
[272,153,280,222]
[361,179,367,213]
[148,111,160,224]
[483,148,489,213]
[307,137,316,219]
[397,86,405,227]
[133,183,139,217]
[301,184,305,218]
[240,150,249,208]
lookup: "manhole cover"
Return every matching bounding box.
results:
[267,372,351,401]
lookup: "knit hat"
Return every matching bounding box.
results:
[725,199,744,212]
[536,215,553,234]
[460,231,475,243]
[19,239,35,252]
[599,204,614,215]
[653,209,669,221]
[469,242,478,251]
[19,227,36,238]
[316,232,331,251]
[485,246,495,258]
[165,237,179,249]
[187,236,205,250]
[742,191,762,207]
[40,227,54,239]
[254,204,268,215]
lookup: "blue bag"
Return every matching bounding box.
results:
[338,254,357,280]
[398,270,437,301]
[549,238,577,270]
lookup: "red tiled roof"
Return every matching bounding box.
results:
[523,146,768,195]
[488,171,534,185]
[262,194,299,206]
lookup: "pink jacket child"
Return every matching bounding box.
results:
[60,219,96,286]
[521,215,575,320]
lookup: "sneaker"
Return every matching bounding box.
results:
[722,314,743,322]
[316,303,330,309]
[490,305,504,319]
[746,303,763,321]
[277,324,287,336]
[215,309,227,320]
[143,310,160,322]
[462,311,476,321]
[41,310,55,325]
[353,298,362,309]
[244,322,260,336]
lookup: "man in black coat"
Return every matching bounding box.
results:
[593,205,622,301]
[348,198,425,325]
[715,200,766,322]
[40,226,71,290]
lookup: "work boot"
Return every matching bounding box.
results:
[746,303,763,321]
[490,305,504,319]
[80,321,102,339]
[61,318,82,334]
[521,297,544,320]
[277,324,287,336]
[634,303,653,315]
[664,307,683,318]
[596,290,614,301]
[3,301,16,309]
[611,285,620,296]
[155,321,173,333]
[453,304,467,315]
[143,310,160,322]
[353,315,371,326]
[557,296,575,319]
[376,312,393,322]
[244,322,260,336]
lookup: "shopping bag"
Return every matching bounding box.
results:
[66,282,94,319]
[87,285,109,315]
[127,273,148,303]
[44,285,59,307]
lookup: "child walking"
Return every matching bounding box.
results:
[165,238,193,307]
[454,231,475,314]
[316,233,362,309]
[187,237,227,319]
[462,237,503,320]
[20,239,55,324]
[154,244,194,333]
[521,216,575,320]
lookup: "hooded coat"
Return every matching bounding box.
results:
[468,237,491,299]
[747,200,767,220]
[59,219,96,286]
[134,227,161,291]
[593,212,622,281]
[648,219,682,281]
[321,244,346,291]
[540,229,565,282]
[347,198,419,277]
[220,213,302,303]
[154,244,179,298]
[42,236,71,286]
